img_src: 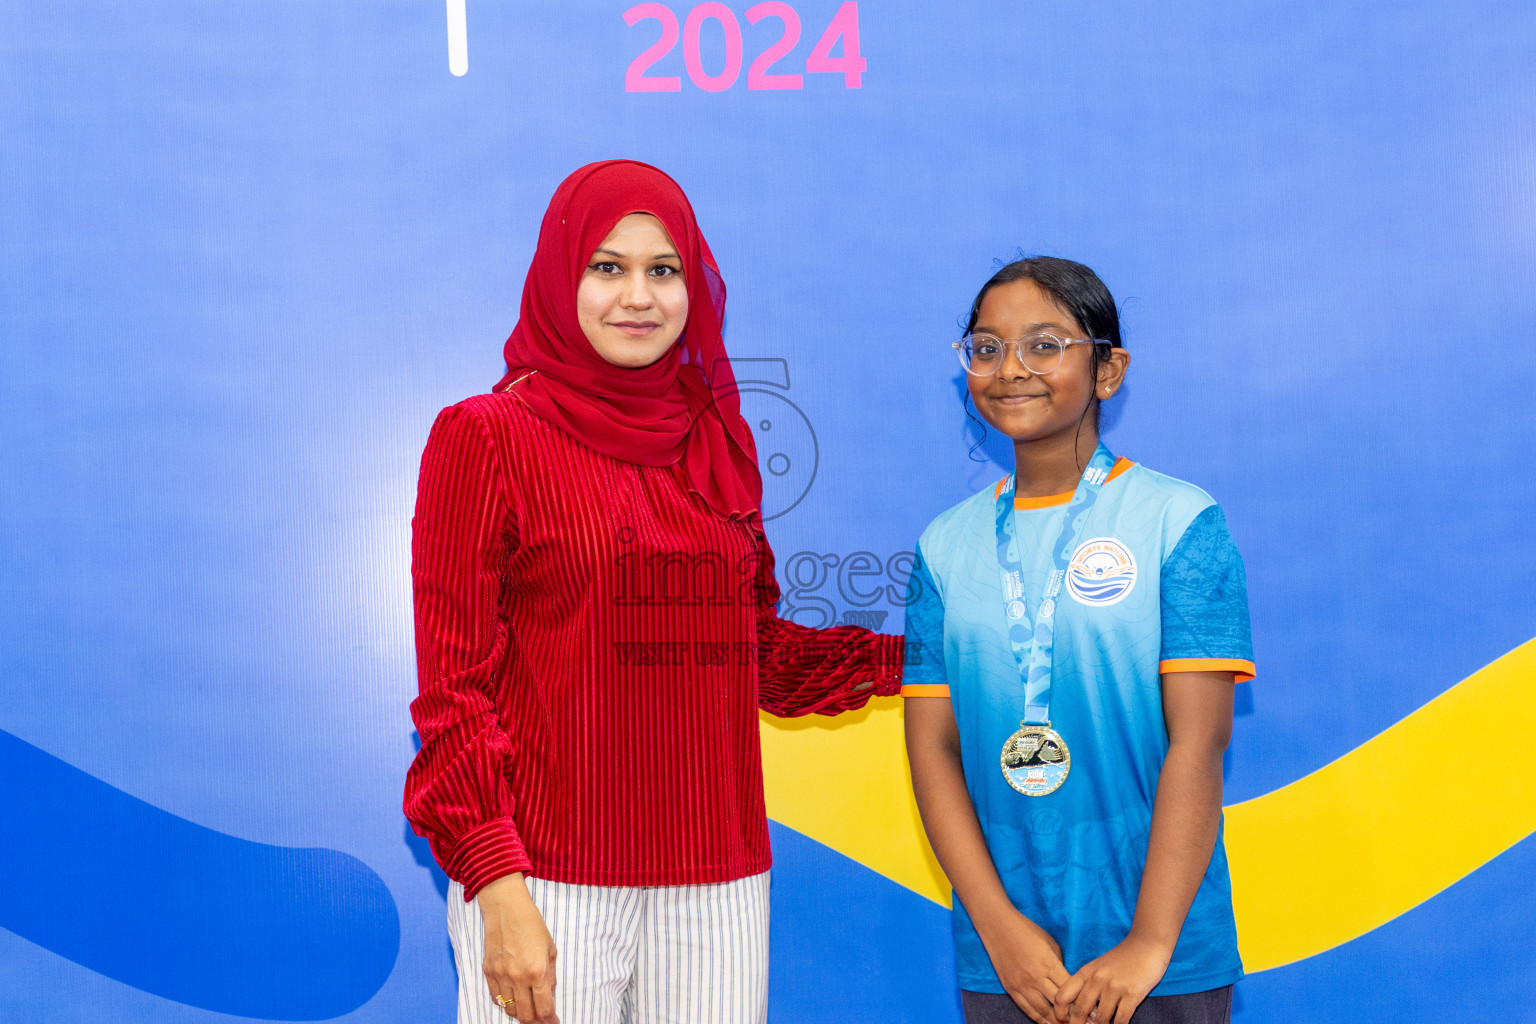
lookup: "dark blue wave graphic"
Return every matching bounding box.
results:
[0,729,399,1020]
[768,821,962,1022]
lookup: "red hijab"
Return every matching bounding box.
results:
[494,161,762,521]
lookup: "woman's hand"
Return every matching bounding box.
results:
[1051,934,1171,1024]
[476,873,558,1023]
[977,909,1071,1024]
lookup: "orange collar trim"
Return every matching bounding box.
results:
[993,457,1136,510]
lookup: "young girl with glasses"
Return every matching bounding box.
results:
[903,257,1253,1024]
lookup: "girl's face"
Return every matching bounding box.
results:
[576,213,689,368]
[966,279,1127,442]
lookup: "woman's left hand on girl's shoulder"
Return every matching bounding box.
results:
[1050,934,1172,1024]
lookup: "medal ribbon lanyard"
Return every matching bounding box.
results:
[993,443,1117,726]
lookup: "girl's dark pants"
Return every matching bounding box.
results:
[961,986,1232,1024]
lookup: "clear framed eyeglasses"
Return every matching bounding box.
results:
[953,332,1111,377]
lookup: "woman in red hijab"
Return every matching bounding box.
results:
[404,161,902,1024]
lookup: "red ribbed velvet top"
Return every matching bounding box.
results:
[403,391,904,897]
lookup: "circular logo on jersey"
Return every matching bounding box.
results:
[1066,537,1137,606]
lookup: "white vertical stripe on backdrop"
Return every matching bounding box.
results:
[444,0,468,76]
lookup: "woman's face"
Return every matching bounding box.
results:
[576,213,689,368]
[966,279,1126,442]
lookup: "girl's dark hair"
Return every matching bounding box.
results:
[963,256,1122,347]
[961,256,1123,459]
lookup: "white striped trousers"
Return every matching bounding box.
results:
[447,872,770,1024]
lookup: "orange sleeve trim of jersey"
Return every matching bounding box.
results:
[900,684,952,697]
[1160,658,1256,683]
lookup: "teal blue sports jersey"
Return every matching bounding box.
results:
[902,457,1253,996]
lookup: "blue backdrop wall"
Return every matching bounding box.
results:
[3,2,1535,1021]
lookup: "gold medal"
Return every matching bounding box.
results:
[1000,722,1070,796]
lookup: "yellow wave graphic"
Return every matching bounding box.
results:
[760,637,1536,971]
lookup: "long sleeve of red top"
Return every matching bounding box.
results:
[403,395,902,899]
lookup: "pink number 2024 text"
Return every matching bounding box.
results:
[623,1,865,92]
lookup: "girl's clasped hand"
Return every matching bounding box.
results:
[986,912,1167,1024]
